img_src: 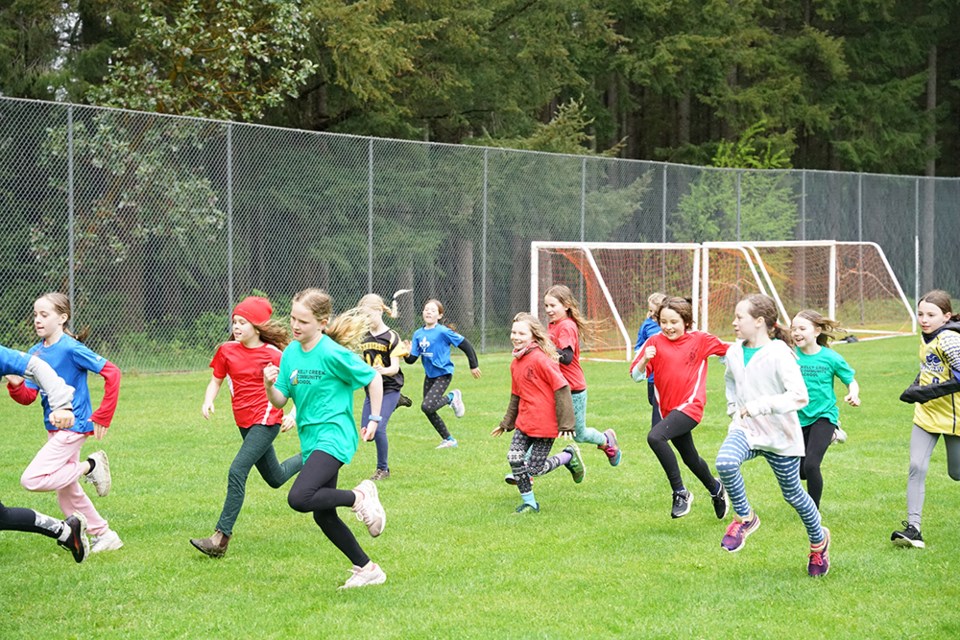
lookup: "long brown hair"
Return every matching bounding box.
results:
[742,293,793,346]
[918,289,960,321]
[36,292,89,342]
[513,312,558,361]
[252,319,290,351]
[794,309,843,347]
[544,284,594,340]
[293,288,371,351]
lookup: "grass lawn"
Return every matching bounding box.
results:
[2,335,959,639]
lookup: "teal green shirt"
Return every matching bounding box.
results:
[794,346,856,427]
[275,335,376,465]
[743,346,761,366]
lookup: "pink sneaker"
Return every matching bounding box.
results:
[721,513,760,552]
[339,562,387,589]
[807,528,831,577]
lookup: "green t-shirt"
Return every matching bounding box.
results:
[742,345,762,366]
[275,335,376,465]
[794,346,856,427]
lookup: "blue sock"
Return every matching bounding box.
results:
[520,491,538,507]
[446,392,454,404]
[556,451,572,466]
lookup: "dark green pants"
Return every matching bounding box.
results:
[216,424,302,536]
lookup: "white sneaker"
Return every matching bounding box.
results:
[90,529,123,553]
[435,437,458,449]
[84,450,112,497]
[832,428,848,445]
[450,389,465,418]
[352,479,386,537]
[338,562,386,589]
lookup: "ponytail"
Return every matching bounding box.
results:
[325,308,373,352]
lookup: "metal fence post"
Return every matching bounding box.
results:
[482,148,489,353]
[67,105,75,324]
[736,170,742,241]
[580,157,586,242]
[368,139,374,293]
[226,124,234,317]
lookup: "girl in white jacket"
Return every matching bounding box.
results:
[715,294,831,577]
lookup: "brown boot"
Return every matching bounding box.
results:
[190,532,229,558]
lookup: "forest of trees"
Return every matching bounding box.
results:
[2,0,958,177]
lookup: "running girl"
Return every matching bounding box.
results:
[190,296,302,558]
[7,293,122,553]
[634,292,667,426]
[716,293,830,577]
[264,288,387,589]
[630,296,728,519]
[791,309,860,510]
[491,313,581,513]
[544,284,621,465]
[358,293,408,480]
[892,289,960,549]
[405,299,481,449]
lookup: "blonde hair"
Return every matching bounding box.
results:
[741,293,793,346]
[794,309,843,347]
[293,288,371,351]
[251,319,290,351]
[358,293,399,319]
[544,284,594,340]
[513,312,559,361]
[648,292,667,309]
[37,292,89,342]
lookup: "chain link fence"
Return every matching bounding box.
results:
[0,97,952,371]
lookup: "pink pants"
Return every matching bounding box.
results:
[20,430,109,535]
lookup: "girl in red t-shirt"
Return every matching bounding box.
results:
[544,284,622,466]
[190,296,302,558]
[491,313,580,514]
[630,296,729,520]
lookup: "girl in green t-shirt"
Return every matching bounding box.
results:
[264,288,387,590]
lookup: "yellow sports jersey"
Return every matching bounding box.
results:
[914,329,960,435]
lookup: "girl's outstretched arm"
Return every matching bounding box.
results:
[844,379,861,406]
[458,337,481,378]
[491,394,520,437]
[90,361,121,440]
[201,376,224,419]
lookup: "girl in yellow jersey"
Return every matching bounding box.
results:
[892,290,960,548]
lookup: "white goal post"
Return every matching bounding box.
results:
[531,240,916,360]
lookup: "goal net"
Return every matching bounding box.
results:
[530,242,702,360]
[531,240,915,359]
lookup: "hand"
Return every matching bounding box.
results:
[491,426,505,437]
[201,401,215,420]
[844,393,861,407]
[48,409,74,430]
[470,367,482,379]
[5,374,24,387]
[360,421,378,441]
[281,414,297,432]
[263,364,279,386]
[558,429,574,440]
[92,422,107,440]
[644,346,657,360]
[739,406,751,419]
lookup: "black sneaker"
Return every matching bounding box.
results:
[397,394,413,408]
[711,480,729,519]
[671,489,693,518]
[891,521,925,548]
[58,512,89,563]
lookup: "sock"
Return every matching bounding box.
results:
[86,458,96,474]
[55,521,70,542]
[520,491,537,507]
[556,451,572,466]
[446,392,454,404]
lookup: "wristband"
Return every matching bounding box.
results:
[368,415,383,423]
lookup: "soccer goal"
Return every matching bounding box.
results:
[531,240,916,360]
[530,241,703,360]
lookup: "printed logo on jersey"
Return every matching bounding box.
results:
[418,336,433,358]
[923,352,946,375]
[289,369,299,385]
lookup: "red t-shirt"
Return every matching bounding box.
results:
[511,346,569,438]
[548,317,586,392]
[210,341,284,428]
[634,331,729,423]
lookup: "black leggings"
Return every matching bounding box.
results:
[421,374,453,439]
[647,410,718,493]
[287,451,368,567]
[800,418,836,509]
[0,500,61,538]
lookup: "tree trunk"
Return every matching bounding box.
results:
[922,44,936,292]
[678,91,691,147]
[452,237,474,331]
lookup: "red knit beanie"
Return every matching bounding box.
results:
[233,296,273,326]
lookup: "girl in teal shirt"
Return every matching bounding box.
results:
[264,288,387,590]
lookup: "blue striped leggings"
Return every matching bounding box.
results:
[716,429,823,544]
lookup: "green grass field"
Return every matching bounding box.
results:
[2,335,959,639]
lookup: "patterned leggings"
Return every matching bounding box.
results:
[421,374,453,440]
[507,430,565,494]
[0,500,63,539]
[716,428,824,545]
